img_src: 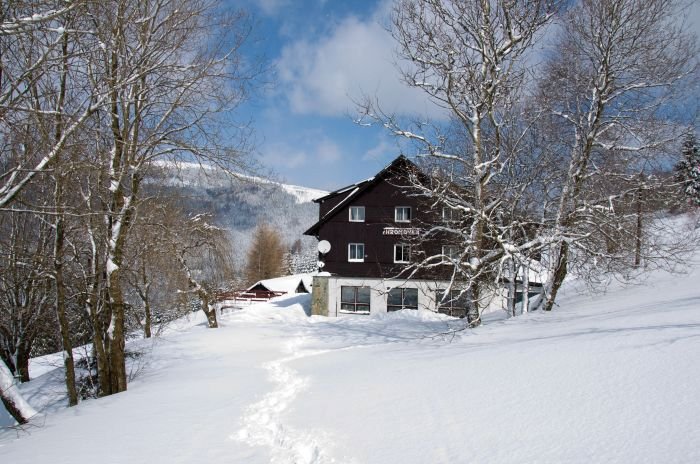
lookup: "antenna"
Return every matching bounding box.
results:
[317,240,331,254]
[317,240,331,273]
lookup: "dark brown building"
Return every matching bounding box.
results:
[305,155,440,278]
[304,156,472,317]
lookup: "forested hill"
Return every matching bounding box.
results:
[155,163,327,266]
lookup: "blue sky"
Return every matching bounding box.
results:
[235,0,441,191]
[235,0,700,191]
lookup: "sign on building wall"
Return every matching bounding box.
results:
[382,227,420,236]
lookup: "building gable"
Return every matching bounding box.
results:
[305,155,444,279]
[304,155,420,237]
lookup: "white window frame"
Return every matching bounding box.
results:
[442,245,459,262]
[348,243,365,262]
[349,206,365,222]
[394,244,410,263]
[395,206,412,223]
[442,207,457,222]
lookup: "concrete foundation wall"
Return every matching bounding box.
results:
[320,277,498,317]
[310,276,329,316]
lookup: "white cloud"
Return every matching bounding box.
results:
[275,3,444,119]
[254,0,291,16]
[316,138,342,164]
[262,137,343,170]
[262,144,307,169]
[362,137,396,161]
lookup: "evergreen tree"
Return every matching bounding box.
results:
[675,134,700,207]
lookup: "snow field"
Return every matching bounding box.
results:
[1,258,699,463]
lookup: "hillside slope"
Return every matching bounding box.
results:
[154,162,327,266]
[1,247,699,463]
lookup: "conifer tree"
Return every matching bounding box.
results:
[675,134,700,207]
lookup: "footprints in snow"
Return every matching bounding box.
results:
[234,338,335,464]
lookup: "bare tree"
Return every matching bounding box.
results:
[0,211,53,383]
[0,0,103,209]
[76,0,255,394]
[123,195,191,338]
[181,218,234,328]
[359,0,558,326]
[244,223,286,285]
[536,0,699,311]
[0,205,53,424]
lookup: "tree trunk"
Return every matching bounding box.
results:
[54,210,78,406]
[52,27,78,406]
[507,258,517,317]
[522,261,530,314]
[0,359,37,424]
[200,291,218,329]
[466,286,481,328]
[106,281,127,394]
[141,261,152,338]
[635,182,643,267]
[15,344,30,384]
[85,228,112,397]
[144,299,152,338]
[544,241,568,311]
[89,302,112,397]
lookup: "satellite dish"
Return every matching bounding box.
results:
[318,240,331,254]
[317,261,325,269]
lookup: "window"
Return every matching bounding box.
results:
[442,207,457,222]
[395,206,412,222]
[341,286,371,313]
[436,289,468,318]
[348,243,365,262]
[394,244,410,263]
[387,287,418,311]
[442,245,459,262]
[349,206,365,222]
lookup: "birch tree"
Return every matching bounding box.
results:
[80,0,254,393]
[0,359,37,425]
[359,0,558,326]
[537,0,698,311]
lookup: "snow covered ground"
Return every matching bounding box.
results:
[1,260,699,463]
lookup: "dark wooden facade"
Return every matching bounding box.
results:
[304,156,447,279]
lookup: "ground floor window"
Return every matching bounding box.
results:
[387,287,418,311]
[341,286,371,313]
[436,289,468,318]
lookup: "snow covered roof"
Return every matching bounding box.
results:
[246,274,313,294]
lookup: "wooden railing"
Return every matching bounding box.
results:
[216,290,286,305]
